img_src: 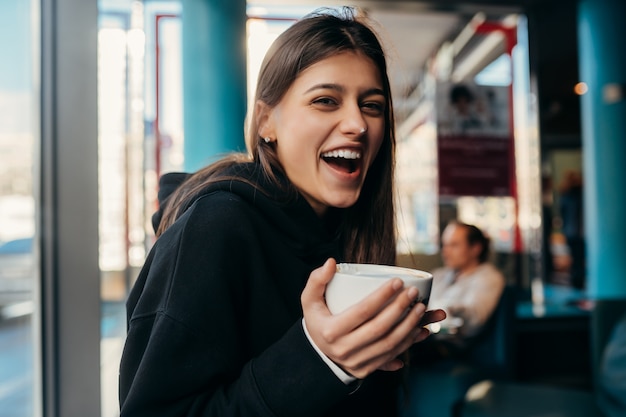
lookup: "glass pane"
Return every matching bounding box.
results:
[0,1,40,416]
[98,2,140,416]
[98,1,183,416]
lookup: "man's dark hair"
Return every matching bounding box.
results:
[455,221,491,263]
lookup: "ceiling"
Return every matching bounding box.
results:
[248,1,522,129]
[364,9,465,95]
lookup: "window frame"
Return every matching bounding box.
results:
[40,0,101,415]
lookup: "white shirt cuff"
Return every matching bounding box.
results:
[302,318,357,385]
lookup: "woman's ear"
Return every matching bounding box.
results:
[255,100,275,139]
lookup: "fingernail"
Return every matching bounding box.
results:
[407,287,418,300]
[392,279,403,290]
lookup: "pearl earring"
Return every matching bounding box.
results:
[264,137,271,143]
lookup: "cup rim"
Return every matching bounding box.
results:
[335,263,433,280]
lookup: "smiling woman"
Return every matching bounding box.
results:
[119,6,445,417]
[257,51,386,216]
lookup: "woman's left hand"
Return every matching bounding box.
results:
[301,258,446,378]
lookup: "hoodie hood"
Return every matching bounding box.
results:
[152,162,342,259]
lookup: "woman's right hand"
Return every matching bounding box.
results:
[301,258,446,379]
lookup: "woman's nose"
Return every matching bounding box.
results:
[340,103,367,136]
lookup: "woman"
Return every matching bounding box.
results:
[119,7,445,417]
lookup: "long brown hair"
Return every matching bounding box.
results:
[158,7,397,265]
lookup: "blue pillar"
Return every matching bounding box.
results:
[182,0,247,172]
[578,0,626,389]
[578,0,626,300]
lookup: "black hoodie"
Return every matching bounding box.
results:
[119,162,399,417]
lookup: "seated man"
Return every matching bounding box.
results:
[402,221,507,417]
[425,221,506,356]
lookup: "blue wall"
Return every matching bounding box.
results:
[182,0,247,172]
[578,0,626,299]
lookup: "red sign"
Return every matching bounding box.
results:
[437,134,512,196]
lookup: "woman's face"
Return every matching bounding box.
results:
[261,52,386,217]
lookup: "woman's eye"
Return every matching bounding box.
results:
[312,97,338,106]
[361,101,385,115]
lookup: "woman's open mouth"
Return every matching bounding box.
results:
[321,149,362,175]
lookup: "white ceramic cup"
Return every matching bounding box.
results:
[325,263,433,315]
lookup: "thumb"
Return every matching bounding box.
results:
[301,258,336,306]
[315,258,337,286]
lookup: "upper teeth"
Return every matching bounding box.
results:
[322,150,361,159]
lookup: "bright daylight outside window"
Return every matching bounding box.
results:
[98,1,183,415]
[0,1,40,416]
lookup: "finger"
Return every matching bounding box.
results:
[345,324,423,377]
[340,302,426,374]
[378,327,431,373]
[317,282,412,363]
[301,258,336,312]
[413,327,431,343]
[378,358,405,372]
[347,286,423,346]
[418,309,447,327]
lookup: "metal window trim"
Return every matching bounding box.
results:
[40,0,101,416]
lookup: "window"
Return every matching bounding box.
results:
[0,1,41,416]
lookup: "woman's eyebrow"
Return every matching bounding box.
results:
[304,83,343,94]
[304,84,385,97]
[362,87,386,98]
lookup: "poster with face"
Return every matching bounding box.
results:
[436,82,513,197]
[437,82,511,137]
